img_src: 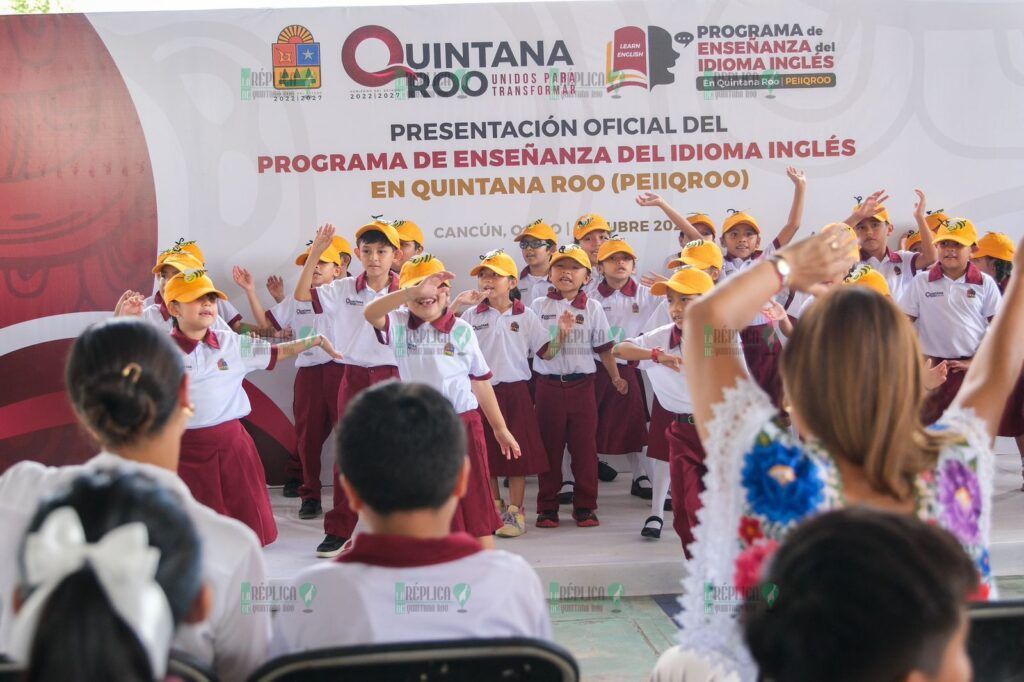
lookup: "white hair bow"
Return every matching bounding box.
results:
[9,506,175,680]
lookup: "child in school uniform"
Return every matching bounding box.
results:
[513,219,558,304]
[295,221,402,557]
[457,250,550,538]
[391,219,426,273]
[272,382,551,654]
[613,266,714,554]
[263,236,353,307]
[365,254,522,548]
[530,244,624,528]
[901,220,1002,424]
[591,237,660,498]
[165,268,342,546]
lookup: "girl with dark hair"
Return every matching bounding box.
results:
[10,470,207,682]
[0,318,272,681]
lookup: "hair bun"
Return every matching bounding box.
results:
[85,374,157,447]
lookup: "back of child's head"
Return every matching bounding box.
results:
[743,507,977,682]
[66,318,185,449]
[15,469,203,682]
[337,381,466,514]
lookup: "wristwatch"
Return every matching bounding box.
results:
[768,254,791,288]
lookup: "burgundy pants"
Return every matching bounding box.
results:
[922,356,971,426]
[324,364,399,538]
[293,363,346,501]
[535,374,599,513]
[666,419,706,559]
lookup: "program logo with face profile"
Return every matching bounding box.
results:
[605,26,690,93]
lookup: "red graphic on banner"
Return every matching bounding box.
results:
[607,26,649,91]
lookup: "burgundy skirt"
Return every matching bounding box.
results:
[645,397,674,462]
[741,324,784,409]
[594,363,649,454]
[179,419,278,546]
[923,356,971,426]
[451,410,503,537]
[484,381,548,477]
[998,370,1024,437]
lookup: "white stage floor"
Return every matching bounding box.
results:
[264,441,1024,596]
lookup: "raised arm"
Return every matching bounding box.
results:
[636,192,705,242]
[233,266,270,329]
[774,166,806,247]
[274,333,342,361]
[843,189,889,228]
[363,271,455,330]
[293,224,334,302]
[912,189,938,270]
[683,228,858,440]
[953,235,1024,438]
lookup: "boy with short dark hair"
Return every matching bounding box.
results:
[271,381,551,652]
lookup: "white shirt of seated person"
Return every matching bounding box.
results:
[901,262,1002,358]
[375,308,492,413]
[271,532,552,654]
[460,300,550,385]
[0,454,272,681]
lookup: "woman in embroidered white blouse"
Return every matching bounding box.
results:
[651,227,1024,681]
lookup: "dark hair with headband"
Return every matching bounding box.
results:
[65,318,185,448]
[18,469,203,682]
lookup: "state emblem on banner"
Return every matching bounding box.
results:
[273,25,321,90]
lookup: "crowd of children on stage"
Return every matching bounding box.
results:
[0,164,1021,681]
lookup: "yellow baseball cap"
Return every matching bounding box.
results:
[392,220,425,247]
[688,213,717,235]
[924,210,949,232]
[514,219,558,244]
[331,236,354,260]
[843,264,891,297]
[470,249,519,280]
[152,251,204,276]
[355,220,402,249]
[164,269,228,303]
[549,244,592,271]
[906,230,922,249]
[573,213,611,240]
[934,218,978,247]
[597,236,637,262]
[152,239,206,273]
[722,211,761,236]
[399,253,447,289]
[295,244,343,267]
[973,232,1015,262]
[670,239,724,270]
[651,266,715,296]
[851,202,891,225]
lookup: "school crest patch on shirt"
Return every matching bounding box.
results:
[632,302,640,313]
[575,314,585,325]
[444,342,456,357]
[509,321,520,332]
[967,288,977,298]
[217,358,229,371]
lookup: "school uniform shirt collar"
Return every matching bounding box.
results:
[860,247,903,264]
[407,308,457,333]
[597,277,638,298]
[669,325,682,350]
[545,287,589,309]
[170,326,220,354]
[355,271,400,294]
[927,261,983,285]
[336,532,482,568]
[474,299,526,315]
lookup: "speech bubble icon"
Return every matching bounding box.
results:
[675,31,694,47]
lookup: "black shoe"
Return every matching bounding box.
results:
[557,481,574,505]
[316,534,347,558]
[641,515,663,539]
[298,499,322,520]
[664,495,673,512]
[503,476,509,488]
[631,475,653,500]
[598,460,618,482]
[282,478,301,498]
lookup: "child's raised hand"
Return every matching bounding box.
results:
[924,359,949,391]
[310,223,336,257]
[411,271,455,299]
[761,299,788,322]
[786,166,806,187]
[451,289,485,310]
[778,227,859,296]
[855,189,890,221]
[496,428,522,460]
[635,192,665,208]
[612,377,629,395]
[114,289,133,315]
[640,271,669,287]
[232,266,255,291]
[121,293,145,317]
[275,326,294,341]
[557,310,575,336]
[913,189,927,220]
[266,275,284,303]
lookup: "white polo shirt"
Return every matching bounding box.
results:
[785,290,817,321]
[173,328,278,429]
[861,248,920,305]
[311,272,400,369]
[266,297,339,368]
[901,263,1002,358]
[644,299,672,331]
[721,239,779,325]
[375,309,492,414]
[592,278,660,365]
[460,300,550,385]
[517,267,550,307]
[627,323,695,415]
[270,532,552,655]
[0,453,271,682]
[530,290,614,376]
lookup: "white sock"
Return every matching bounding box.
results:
[561,450,574,484]
[649,459,671,517]
[628,453,651,482]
